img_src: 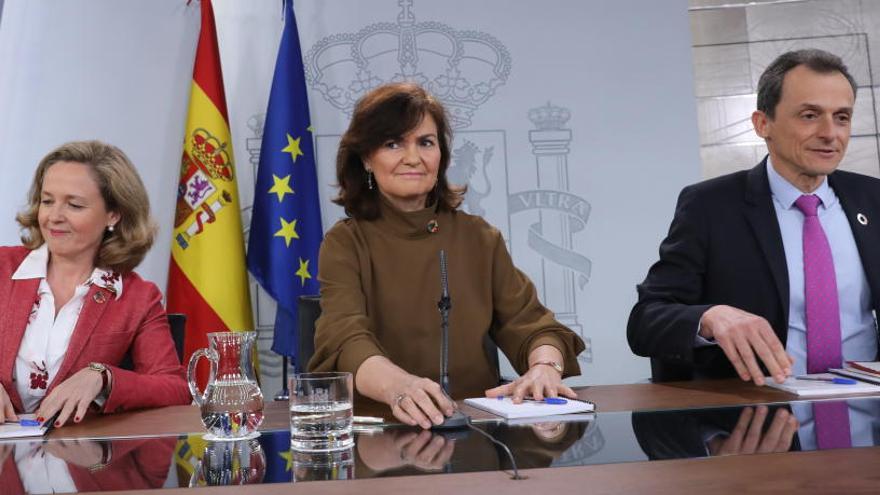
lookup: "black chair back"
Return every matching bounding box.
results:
[167,313,187,363]
[297,295,322,372]
[484,333,502,383]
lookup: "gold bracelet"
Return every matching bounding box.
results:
[532,361,563,374]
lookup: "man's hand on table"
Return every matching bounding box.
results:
[700,305,794,385]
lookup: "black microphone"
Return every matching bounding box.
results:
[433,249,468,429]
[439,249,451,392]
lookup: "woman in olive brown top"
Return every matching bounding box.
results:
[310,82,585,429]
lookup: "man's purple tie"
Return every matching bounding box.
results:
[794,194,851,450]
[794,194,842,373]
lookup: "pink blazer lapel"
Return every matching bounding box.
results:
[49,285,112,393]
[0,278,39,413]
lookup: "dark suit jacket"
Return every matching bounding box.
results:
[0,246,191,413]
[627,159,880,381]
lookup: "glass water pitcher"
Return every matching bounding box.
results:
[187,331,264,439]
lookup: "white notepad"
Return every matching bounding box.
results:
[464,397,594,420]
[831,368,880,385]
[765,373,880,397]
[0,414,47,440]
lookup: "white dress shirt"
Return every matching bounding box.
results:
[14,442,77,494]
[11,245,122,412]
[766,159,877,375]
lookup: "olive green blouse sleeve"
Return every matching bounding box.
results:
[307,222,386,375]
[487,229,585,378]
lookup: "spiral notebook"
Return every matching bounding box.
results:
[765,373,880,397]
[464,397,594,420]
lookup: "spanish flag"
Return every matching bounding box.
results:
[167,0,254,388]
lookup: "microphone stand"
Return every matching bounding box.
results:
[274,355,290,401]
[433,249,468,429]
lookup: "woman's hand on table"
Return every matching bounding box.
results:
[356,355,455,430]
[35,367,105,427]
[0,385,17,423]
[485,345,576,403]
[389,375,455,429]
[485,364,576,403]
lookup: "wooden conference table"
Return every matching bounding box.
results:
[27,379,880,494]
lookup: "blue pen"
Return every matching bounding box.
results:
[795,376,858,385]
[496,396,568,404]
[5,419,41,426]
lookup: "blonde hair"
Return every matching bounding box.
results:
[16,140,156,274]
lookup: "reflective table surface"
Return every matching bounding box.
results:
[3,394,879,493]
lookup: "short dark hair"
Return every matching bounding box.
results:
[333,82,464,220]
[757,49,858,119]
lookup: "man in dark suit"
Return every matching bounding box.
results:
[628,49,880,384]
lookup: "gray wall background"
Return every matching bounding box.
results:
[0,0,702,392]
[0,0,870,468]
[691,0,880,179]
[8,1,874,393]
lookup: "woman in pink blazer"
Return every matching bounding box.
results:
[0,141,190,428]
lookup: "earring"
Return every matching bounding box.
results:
[107,224,115,233]
[367,170,374,190]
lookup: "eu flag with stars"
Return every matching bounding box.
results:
[247,0,322,367]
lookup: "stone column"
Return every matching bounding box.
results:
[527,102,583,339]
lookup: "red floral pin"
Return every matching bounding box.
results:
[29,361,48,390]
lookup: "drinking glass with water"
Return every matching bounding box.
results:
[290,372,354,451]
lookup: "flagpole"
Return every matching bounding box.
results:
[247,0,324,396]
[274,356,290,401]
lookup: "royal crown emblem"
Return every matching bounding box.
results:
[528,102,572,131]
[189,128,233,181]
[303,0,512,129]
[173,128,235,246]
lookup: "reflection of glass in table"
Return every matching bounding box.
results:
[4,395,880,492]
[291,448,354,482]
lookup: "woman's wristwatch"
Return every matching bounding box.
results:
[532,360,563,375]
[88,362,111,397]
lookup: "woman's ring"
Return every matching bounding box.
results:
[395,393,408,408]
